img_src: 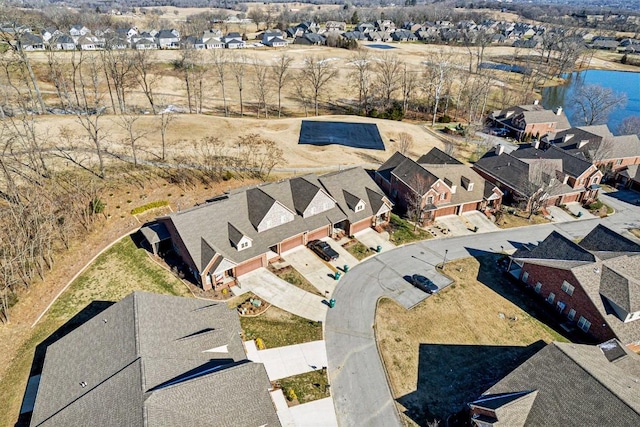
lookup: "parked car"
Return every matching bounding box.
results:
[411,274,438,294]
[307,240,339,261]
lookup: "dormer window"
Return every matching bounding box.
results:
[240,241,249,249]
[355,202,364,212]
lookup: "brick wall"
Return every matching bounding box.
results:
[520,262,616,343]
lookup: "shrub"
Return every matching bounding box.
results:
[130,200,169,215]
[287,388,298,402]
[438,114,452,123]
[88,197,105,214]
[589,200,604,210]
[223,170,234,181]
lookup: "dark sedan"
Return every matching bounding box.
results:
[307,240,339,261]
[411,274,439,294]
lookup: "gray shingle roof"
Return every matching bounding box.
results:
[160,168,389,273]
[140,222,170,245]
[508,144,593,178]
[473,342,640,426]
[290,176,321,215]
[512,230,596,263]
[600,257,640,313]
[377,151,409,182]
[579,224,640,257]
[417,147,463,165]
[31,292,278,427]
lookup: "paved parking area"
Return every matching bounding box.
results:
[283,247,339,297]
[354,228,395,252]
[245,340,328,381]
[565,202,597,219]
[601,188,640,206]
[289,398,338,426]
[321,238,360,269]
[235,268,327,322]
[547,206,576,222]
[434,211,499,237]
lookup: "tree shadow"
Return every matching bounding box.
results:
[17,301,114,427]
[463,247,592,344]
[397,341,546,426]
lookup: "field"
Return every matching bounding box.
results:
[375,254,567,425]
[0,237,190,427]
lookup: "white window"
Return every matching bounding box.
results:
[556,301,565,313]
[568,308,576,321]
[467,182,474,191]
[240,241,249,249]
[427,196,434,204]
[616,159,623,165]
[534,282,542,293]
[547,292,555,304]
[355,201,365,212]
[440,192,446,200]
[522,272,529,283]
[561,281,575,296]
[578,316,591,332]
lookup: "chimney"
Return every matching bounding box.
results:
[495,144,505,155]
[556,106,563,116]
[533,99,539,105]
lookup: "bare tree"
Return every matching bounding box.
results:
[158,108,176,161]
[132,49,160,114]
[406,174,433,231]
[115,115,149,167]
[230,54,247,117]
[101,48,134,114]
[236,133,284,180]
[424,51,454,126]
[618,116,640,136]
[401,63,419,117]
[272,53,293,117]
[252,58,271,118]
[395,132,414,155]
[301,56,338,116]
[210,49,229,117]
[374,52,403,109]
[573,84,627,126]
[292,77,312,117]
[349,50,373,114]
[521,159,563,218]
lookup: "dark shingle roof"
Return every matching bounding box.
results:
[417,147,463,165]
[579,224,640,256]
[246,188,276,229]
[512,231,596,263]
[473,342,640,426]
[508,144,593,178]
[600,258,640,313]
[290,176,321,215]
[31,292,279,427]
[377,151,409,182]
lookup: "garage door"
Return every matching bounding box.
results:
[281,234,304,253]
[434,206,457,218]
[349,217,372,234]
[461,202,479,213]
[235,256,263,276]
[562,193,580,203]
[307,226,329,242]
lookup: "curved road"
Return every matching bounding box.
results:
[325,193,640,426]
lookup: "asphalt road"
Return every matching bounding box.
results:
[325,191,640,427]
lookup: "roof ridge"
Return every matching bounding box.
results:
[554,342,640,414]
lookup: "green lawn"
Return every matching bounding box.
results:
[240,306,323,349]
[386,214,432,245]
[279,369,330,405]
[0,236,190,427]
[270,265,323,297]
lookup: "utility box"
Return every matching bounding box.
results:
[329,298,336,308]
[376,245,382,253]
[334,271,341,280]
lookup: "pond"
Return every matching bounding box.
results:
[542,69,640,134]
[365,44,397,50]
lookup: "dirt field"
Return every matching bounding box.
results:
[375,255,567,425]
[30,113,443,169]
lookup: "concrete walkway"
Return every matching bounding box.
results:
[245,340,328,381]
[283,247,339,297]
[234,268,327,322]
[271,390,339,427]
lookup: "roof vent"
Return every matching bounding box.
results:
[80,382,87,388]
[103,319,108,324]
[594,267,600,273]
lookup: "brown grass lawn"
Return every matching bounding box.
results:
[496,210,550,229]
[0,237,190,427]
[630,229,640,239]
[376,254,567,426]
[279,369,331,406]
[269,265,324,297]
[240,305,323,349]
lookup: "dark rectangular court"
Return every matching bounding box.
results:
[298,121,385,150]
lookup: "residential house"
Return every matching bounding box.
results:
[261,30,288,47]
[508,224,640,350]
[544,124,640,174]
[469,340,640,425]
[356,22,375,33]
[341,31,366,41]
[76,35,105,50]
[18,33,45,51]
[294,33,326,46]
[375,20,396,32]
[297,21,320,33]
[156,29,180,49]
[69,25,90,38]
[104,34,129,50]
[403,22,424,33]
[133,37,157,50]
[223,32,245,49]
[28,292,280,426]
[473,143,602,212]
[41,28,58,42]
[616,165,640,190]
[367,31,392,42]
[182,36,205,50]
[392,29,417,42]
[489,102,571,139]
[203,37,224,49]
[325,21,346,32]
[375,150,502,225]
[49,33,75,51]
[150,168,392,289]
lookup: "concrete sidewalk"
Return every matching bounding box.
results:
[354,228,395,252]
[234,268,328,322]
[271,390,338,427]
[245,340,328,381]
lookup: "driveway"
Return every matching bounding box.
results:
[602,188,640,206]
[326,209,640,427]
[547,206,575,222]
[245,340,328,381]
[283,247,339,297]
[354,228,395,253]
[434,211,499,237]
[321,238,360,270]
[236,268,327,322]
